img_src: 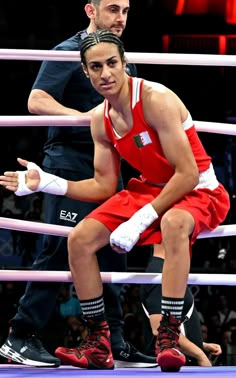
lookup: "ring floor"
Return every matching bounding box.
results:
[0,365,235,378]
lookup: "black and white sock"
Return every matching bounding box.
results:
[161,296,184,320]
[80,295,106,322]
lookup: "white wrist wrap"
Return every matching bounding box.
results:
[15,162,68,197]
[130,203,158,233]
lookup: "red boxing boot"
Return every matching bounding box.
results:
[55,320,114,369]
[157,313,186,372]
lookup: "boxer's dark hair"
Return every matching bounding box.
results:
[80,29,125,65]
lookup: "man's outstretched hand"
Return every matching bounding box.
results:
[0,158,40,194]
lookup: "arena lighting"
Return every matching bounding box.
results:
[226,0,236,24]
[162,34,236,56]
[175,0,209,15]
[174,0,232,20]
[175,0,186,15]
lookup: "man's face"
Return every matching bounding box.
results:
[94,0,130,37]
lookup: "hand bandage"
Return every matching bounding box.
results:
[15,162,68,197]
[110,203,158,252]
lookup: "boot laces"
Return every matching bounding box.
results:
[158,314,181,350]
[78,323,109,350]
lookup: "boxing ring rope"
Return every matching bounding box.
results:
[1,49,236,66]
[0,117,235,136]
[1,269,236,286]
[0,49,236,287]
[0,216,235,239]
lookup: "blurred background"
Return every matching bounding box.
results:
[1,0,236,365]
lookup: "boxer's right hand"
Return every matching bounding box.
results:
[0,158,41,196]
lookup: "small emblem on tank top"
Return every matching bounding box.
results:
[133,131,152,148]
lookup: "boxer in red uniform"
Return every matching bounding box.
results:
[0,29,230,372]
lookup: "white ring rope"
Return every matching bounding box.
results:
[0,115,91,127]
[0,117,235,136]
[0,269,236,286]
[1,49,236,66]
[0,217,235,239]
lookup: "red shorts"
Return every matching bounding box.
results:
[86,177,230,246]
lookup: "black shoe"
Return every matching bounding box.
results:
[113,342,158,368]
[0,333,60,367]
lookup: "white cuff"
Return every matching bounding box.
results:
[131,203,158,234]
[38,172,68,196]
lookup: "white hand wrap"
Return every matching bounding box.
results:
[110,203,158,253]
[15,168,36,196]
[15,162,68,197]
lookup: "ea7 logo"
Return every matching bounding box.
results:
[60,210,78,223]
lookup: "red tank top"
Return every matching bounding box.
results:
[104,77,211,184]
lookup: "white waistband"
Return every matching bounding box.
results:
[194,163,219,191]
[141,164,219,191]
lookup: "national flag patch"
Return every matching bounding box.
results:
[133,131,152,147]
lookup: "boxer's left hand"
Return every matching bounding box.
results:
[110,203,158,253]
[110,221,140,253]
